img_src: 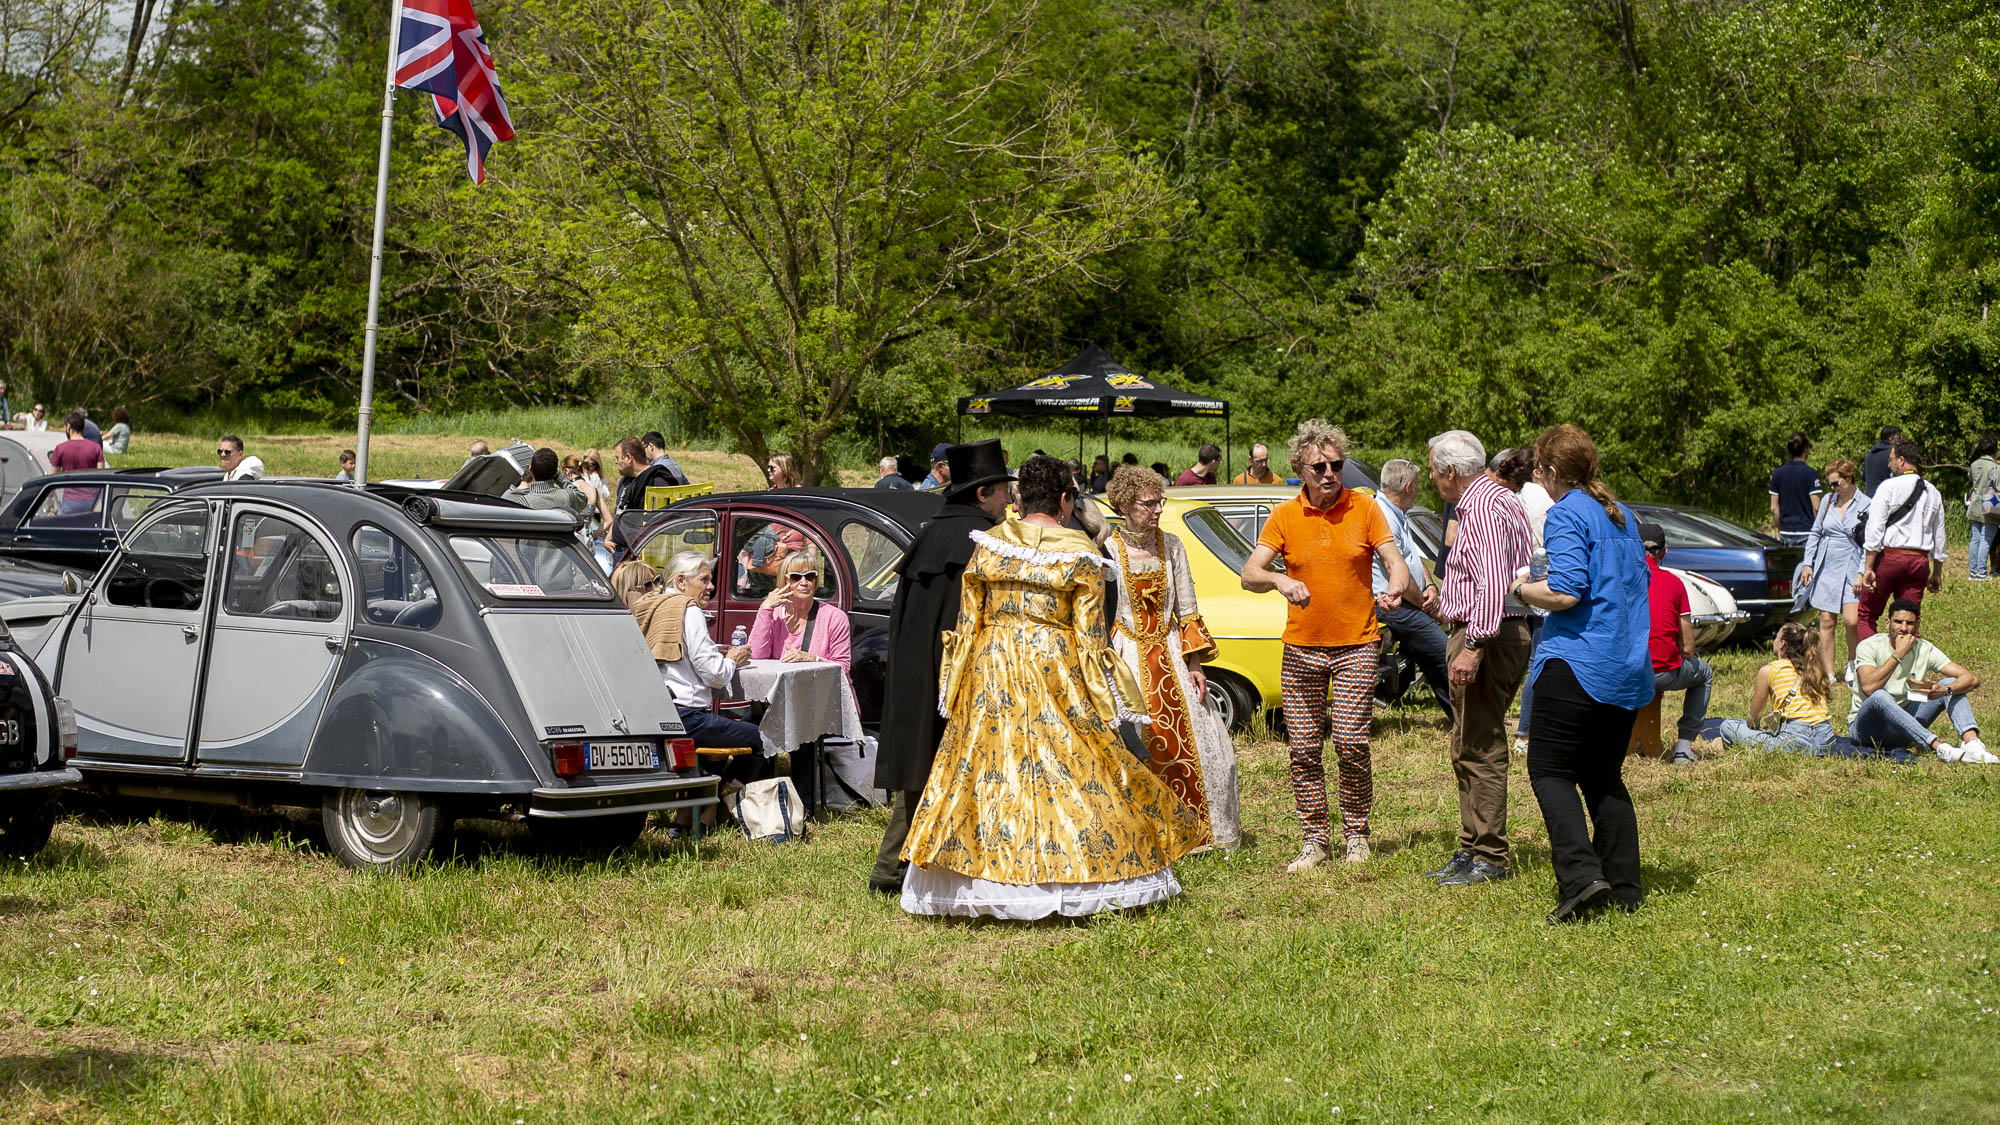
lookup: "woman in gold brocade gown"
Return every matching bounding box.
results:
[901,455,1206,919]
[1104,465,1242,851]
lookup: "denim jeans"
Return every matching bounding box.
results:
[1850,688,1979,752]
[1653,655,1714,741]
[1719,717,1835,754]
[1380,602,1454,722]
[1971,521,1998,581]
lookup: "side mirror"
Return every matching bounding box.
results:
[60,571,82,596]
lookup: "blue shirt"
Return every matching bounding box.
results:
[1370,493,1428,596]
[1768,459,1821,532]
[1531,490,1654,710]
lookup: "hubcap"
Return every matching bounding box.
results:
[1204,678,1236,728]
[339,789,420,859]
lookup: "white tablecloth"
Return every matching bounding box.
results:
[736,658,864,758]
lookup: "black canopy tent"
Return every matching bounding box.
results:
[954,344,1231,479]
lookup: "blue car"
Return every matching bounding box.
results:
[1629,503,1803,643]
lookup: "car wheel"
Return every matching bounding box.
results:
[321,788,449,873]
[530,812,648,855]
[1203,672,1259,734]
[0,795,56,860]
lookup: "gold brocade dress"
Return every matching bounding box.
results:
[900,520,1206,918]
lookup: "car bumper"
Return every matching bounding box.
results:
[527,773,719,818]
[0,767,81,792]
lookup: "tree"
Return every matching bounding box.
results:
[496,0,1178,481]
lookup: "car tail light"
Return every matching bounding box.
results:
[1770,573,1792,597]
[666,737,697,771]
[551,741,586,777]
[54,697,77,761]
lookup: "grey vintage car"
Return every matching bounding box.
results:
[7,480,715,871]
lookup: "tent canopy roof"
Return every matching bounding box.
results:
[956,344,1227,419]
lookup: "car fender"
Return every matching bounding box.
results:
[302,639,539,795]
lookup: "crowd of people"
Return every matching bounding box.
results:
[853,418,1997,928]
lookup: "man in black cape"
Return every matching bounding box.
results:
[869,439,1015,894]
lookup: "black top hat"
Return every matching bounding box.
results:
[945,438,1014,502]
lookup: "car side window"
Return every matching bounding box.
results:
[353,525,438,628]
[730,516,839,603]
[223,512,343,621]
[23,485,104,528]
[104,506,210,610]
[637,513,719,571]
[108,487,168,531]
[840,520,903,605]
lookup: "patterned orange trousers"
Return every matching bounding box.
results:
[1281,641,1378,846]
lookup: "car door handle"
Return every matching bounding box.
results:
[324,635,345,652]
[181,626,199,641]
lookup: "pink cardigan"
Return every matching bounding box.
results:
[747,602,852,672]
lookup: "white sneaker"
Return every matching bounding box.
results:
[1344,836,1371,864]
[1844,660,1857,685]
[1958,738,1997,764]
[1286,842,1329,874]
[1513,735,1529,755]
[1935,741,1963,763]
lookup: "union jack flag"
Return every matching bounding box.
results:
[395,0,514,183]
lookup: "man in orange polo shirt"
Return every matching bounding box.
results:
[1243,419,1422,872]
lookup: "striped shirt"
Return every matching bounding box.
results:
[1438,474,1533,643]
[1862,472,1947,561]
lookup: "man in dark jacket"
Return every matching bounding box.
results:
[1863,424,1901,497]
[869,439,1014,894]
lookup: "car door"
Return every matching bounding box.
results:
[194,505,352,770]
[721,510,843,646]
[55,500,218,763]
[10,482,109,567]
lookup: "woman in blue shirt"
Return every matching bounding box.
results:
[1509,425,1653,923]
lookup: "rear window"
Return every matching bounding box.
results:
[1642,508,1762,549]
[1182,506,1256,574]
[449,535,614,600]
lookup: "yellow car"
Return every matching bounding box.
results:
[1088,496,1285,731]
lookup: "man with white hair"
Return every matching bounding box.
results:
[873,455,913,490]
[1423,429,1535,888]
[1244,419,1420,872]
[1372,459,1454,724]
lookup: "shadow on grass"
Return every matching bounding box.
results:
[0,1044,174,1104]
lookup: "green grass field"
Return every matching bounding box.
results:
[5,423,1997,1121]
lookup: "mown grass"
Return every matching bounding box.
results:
[5,427,1998,1121]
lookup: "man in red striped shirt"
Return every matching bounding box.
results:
[1424,430,1535,888]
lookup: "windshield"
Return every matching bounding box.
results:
[449,535,615,600]
[1182,506,1256,574]
[1641,508,1764,549]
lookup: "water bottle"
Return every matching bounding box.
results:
[1529,548,1549,582]
[730,624,749,649]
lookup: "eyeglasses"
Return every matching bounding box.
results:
[785,572,818,585]
[1306,459,1345,476]
[216,449,235,458]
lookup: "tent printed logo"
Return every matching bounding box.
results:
[967,398,992,414]
[1020,374,1087,390]
[1112,396,1137,413]
[1106,374,1153,390]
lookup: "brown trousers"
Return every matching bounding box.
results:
[1446,617,1534,865]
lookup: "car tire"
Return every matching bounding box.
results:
[1203,671,1259,734]
[321,788,449,873]
[0,794,56,860]
[530,812,648,856]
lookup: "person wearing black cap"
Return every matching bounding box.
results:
[1641,520,1712,764]
[869,439,1015,894]
[918,443,953,492]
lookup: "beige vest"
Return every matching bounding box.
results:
[633,592,699,663]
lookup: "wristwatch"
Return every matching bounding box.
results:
[1465,635,1487,652]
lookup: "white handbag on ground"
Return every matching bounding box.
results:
[724,777,807,843]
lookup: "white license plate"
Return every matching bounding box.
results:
[587,741,659,772]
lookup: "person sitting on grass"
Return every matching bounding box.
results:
[1718,623,1837,755]
[1847,598,1993,763]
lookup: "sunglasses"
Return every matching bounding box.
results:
[1306,459,1345,476]
[217,449,236,457]
[784,572,818,585]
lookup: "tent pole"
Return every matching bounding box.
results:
[1225,413,1232,486]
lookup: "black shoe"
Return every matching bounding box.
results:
[867,879,903,896]
[1546,879,1615,924]
[1438,858,1512,887]
[1422,850,1474,881]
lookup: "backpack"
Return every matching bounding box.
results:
[1967,458,2000,524]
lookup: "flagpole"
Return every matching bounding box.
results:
[354,0,404,487]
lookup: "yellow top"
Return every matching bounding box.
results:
[1766,659,1830,725]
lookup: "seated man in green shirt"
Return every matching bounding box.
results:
[1848,598,1992,762]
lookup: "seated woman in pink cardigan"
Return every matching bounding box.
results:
[747,546,852,677]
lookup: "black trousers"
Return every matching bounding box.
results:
[869,789,920,893]
[1525,658,1642,908]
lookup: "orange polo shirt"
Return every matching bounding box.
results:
[1257,486,1392,648]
